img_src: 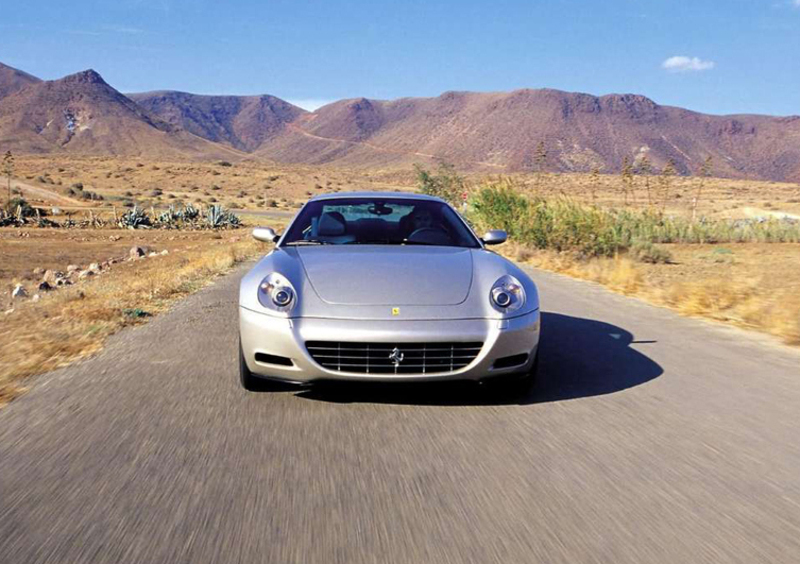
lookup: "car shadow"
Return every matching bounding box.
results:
[275,312,663,406]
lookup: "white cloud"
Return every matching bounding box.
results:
[662,56,715,73]
[286,99,335,111]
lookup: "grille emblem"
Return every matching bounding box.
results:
[389,347,404,367]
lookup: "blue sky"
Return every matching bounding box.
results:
[2,0,799,115]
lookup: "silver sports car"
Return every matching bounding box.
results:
[238,192,540,390]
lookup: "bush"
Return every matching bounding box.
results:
[629,241,673,264]
[468,180,800,258]
[415,162,466,205]
[3,197,35,217]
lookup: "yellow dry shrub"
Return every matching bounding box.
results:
[506,243,800,347]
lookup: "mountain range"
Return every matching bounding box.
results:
[1,61,799,181]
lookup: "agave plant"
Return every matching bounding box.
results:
[181,204,200,222]
[117,205,152,229]
[204,205,241,229]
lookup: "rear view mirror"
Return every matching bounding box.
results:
[253,227,280,243]
[482,230,507,245]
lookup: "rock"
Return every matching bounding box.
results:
[88,262,101,272]
[161,250,169,255]
[43,270,65,285]
[4,308,14,315]
[51,207,62,215]
[148,252,158,257]
[38,281,53,292]
[12,285,27,299]
[129,246,146,260]
[32,267,45,277]
[67,264,80,273]
[32,294,40,302]
[78,270,95,280]
[56,278,72,287]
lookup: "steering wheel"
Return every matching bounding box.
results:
[407,227,452,245]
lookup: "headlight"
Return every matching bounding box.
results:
[258,273,297,312]
[490,275,525,313]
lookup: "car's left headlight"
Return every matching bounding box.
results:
[490,274,525,313]
[257,272,297,313]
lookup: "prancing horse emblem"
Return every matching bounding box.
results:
[389,347,404,367]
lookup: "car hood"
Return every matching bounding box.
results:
[297,246,473,306]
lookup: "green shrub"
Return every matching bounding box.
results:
[3,197,35,217]
[415,162,466,205]
[468,180,800,258]
[629,241,673,264]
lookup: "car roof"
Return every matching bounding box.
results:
[308,191,446,203]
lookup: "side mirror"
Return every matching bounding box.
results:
[481,230,507,246]
[252,227,280,243]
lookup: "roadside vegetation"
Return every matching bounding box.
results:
[0,235,270,404]
[417,165,800,346]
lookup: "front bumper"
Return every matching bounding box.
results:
[239,307,540,383]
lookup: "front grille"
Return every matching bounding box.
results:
[305,341,483,375]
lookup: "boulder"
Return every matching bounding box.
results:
[38,281,53,292]
[67,264,80,273]
[161,249,169,255]
[42,270,65,285]
[32,267,45,277]
[12,285,27,299]
[78,270,95,280]
[129,246,146,260]
[88,262,101,272]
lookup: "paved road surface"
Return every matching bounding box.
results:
[2,264,800,563]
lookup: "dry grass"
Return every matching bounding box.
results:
[0,237,269,404]
[508,242,800,346]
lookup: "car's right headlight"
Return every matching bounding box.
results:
[257,273,297,312]
[490,274,525,314]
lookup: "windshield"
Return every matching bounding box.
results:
[281,197,481,248]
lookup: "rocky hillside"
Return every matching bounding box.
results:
[0,66,233,159]
[128,91,306,152]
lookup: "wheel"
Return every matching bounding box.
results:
[239,338,259,391]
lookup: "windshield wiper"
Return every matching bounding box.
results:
[285,239,331,246]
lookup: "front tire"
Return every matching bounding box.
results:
[239,338,259,391]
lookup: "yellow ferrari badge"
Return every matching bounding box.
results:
[392,307,400,316]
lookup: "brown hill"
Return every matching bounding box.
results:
[255,90,800,181]
[2,60,799,181]
[0,69,235,159]
[128,91,306,151]
[0,62,41,100]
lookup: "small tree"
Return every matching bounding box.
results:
[636,155,653,207]
[692,156,713,221]
[2,150,14,203]
[620,156,635,206]
[414,162,466,205]
[589,166,600,204]
[533,141,548,189]
[659,159,677,212]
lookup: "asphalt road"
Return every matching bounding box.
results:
[2,264,800,563]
